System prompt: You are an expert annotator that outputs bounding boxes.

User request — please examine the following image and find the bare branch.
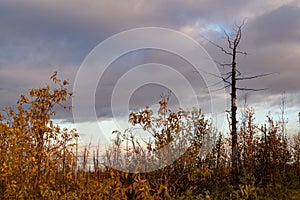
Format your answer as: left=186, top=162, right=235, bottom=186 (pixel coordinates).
left=205, top=71, right=232, bottom=85
left=236, top=87, right=268, bottom=91
left=214, top=60, right=232, bottom=67
left=219, top=63, right=232, bottom=67
left=236, top=72, right=279, bottom=80
left=236, top=69, right=242, bottom=76
left=206, top=79, right=225, bottom=88
left=223, top=30, right=234, bottom=50
left=201, top=34, right=233, bottom=56
left=210, top=84, right=231, bottom=92
left=220, top=71, right=233, bottom=77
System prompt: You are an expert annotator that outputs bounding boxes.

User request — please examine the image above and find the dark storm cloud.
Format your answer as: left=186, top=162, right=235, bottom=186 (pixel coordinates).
left=245, top=5, right=300, bottom=45
left=0, top=2, right=98, bottom=64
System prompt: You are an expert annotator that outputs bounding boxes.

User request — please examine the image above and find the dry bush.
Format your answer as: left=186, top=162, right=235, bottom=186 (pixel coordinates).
left=1, top=74, right=300, bottom=199
left=0, top=72, right=78, bottom=199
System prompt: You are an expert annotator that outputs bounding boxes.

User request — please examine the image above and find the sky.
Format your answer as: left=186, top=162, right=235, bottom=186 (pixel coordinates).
left=0, top=0, right=300, bottom=145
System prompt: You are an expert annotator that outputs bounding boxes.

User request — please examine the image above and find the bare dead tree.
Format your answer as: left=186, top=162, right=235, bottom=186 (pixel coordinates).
left=280, top=91, right=288, bottom=138
left=204, top=22, right=276, bottom=182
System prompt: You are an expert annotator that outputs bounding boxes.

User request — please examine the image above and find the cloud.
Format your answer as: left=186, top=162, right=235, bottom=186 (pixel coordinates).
left=0, top=0, right=299, bottom=127
left=238, top=5, right=300, bottom=95
left=245, top=5, right=300, bottom=45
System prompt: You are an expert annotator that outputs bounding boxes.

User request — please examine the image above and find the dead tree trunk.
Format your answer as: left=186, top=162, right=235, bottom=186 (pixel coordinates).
left=205, top=22, right=274, bottom=182
left=231, top=39, right=238, bottom=180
